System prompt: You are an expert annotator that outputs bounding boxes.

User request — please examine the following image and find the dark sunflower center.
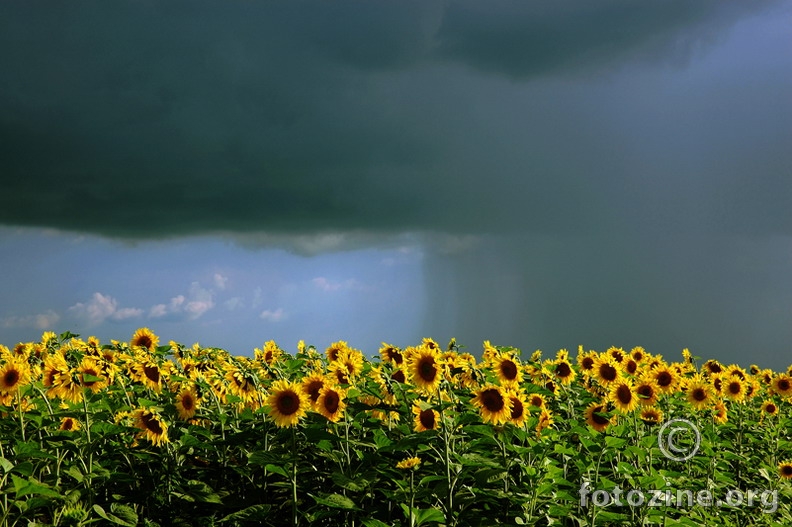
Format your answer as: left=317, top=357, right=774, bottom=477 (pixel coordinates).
left=419, top=409, right=436, bottom=429
left=392, top=370, right=406, bottom=383
left=510, top=398, right=524, bottom=420
left=555, top=362, right=571, bottom=378
left=136, top=336, right=153, bottom=349
left=277, top=392, right=299, bottom=415
left=637, top=385, right=654, bottom=399
left=500, top=360, right=518, bottom=380
left=141, top=413, right=164, bottom=434
left=4, top=369, right=20, bottom=387
left=727, top=382, right=741, bottom=395
left=182, top=394, right=194, bottom=411
left=782, top=466, right=792, bottom=477
left=306, top=381, right=323, bottom=403
left=81, top=369, right=98, bottom=387
left=390, top=350, right=403, bottom=365
left=418, top=358, right=437, bottom=382
left=692, top=388, right=707, bottom=402
left=63, top=419, right=74, bottom=431
left=656, top=372, right=672, bottom=387
left=481, top=389, right=505, bottom=412
left=625, top=361, right=638, bottom=375
left=323, top=391, right=340, bottom=414
left=600, top=364, right=617, bottom=382
left=779, top=379, right=791, bottom=391
left=616, top=385, right=633, bottom=404
left=581, top=357, right=594, bottom=370
left=143, top=365, right=160, bottom=384
left=766, top=404, right=777, bottom=413
left=592, top=407, right=609, bottom=425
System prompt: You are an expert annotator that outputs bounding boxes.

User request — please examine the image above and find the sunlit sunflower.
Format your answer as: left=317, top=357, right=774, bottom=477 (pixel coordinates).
left=622, top=359, right=639, bottom=376
left=225, top=365, right=258, bottom=403
left=131, top=408, right=169, bottom=446
left=301, top=372, right=328, bottom=407
left=492, top=353, right=522, bottom=386
left=771, top=374, right=792, bottom=399
left=712, top=401, right=728, bottom=424
left=649, top=365, right=678, bottom=395
left=77, top=356, right=108, bottom=393
left=527, top=393, right=547, bottom=410
left=0, top=358, right=31, bottom=394
left=267, top=380, right=309, bottom=428
left=630, top=346, right=647, bottom=363
left=592, top=356, right=621, bottom=388
left=744, top=378, right=761, bottom=400
left=325, top=341, right=349, bottom=363
left=471, top=385, right=512, bottom=425
left=779, top=461, right=792, bottom=480
left=130, top=328, right=159, bottom=352
left=761, top=399, right=779, bottom=418
left=505, top=389, right=529, bottom=427
left=412, top=401, right=440, bottom=432
left=702, top=360, right=723, bottom=376
left=316, top=385, right=346, bottom=423
left=577, top=351, right=597, bottom=377
left=536, top=409, right=554, bottom=436
left=255, top=340, right=284, bottom=367
left=175, top=385, right=200, bottom=420
left=58, top=416, right=81, bottom=432
left=685, top=378, right=714, bottom=410
left=606, top=347, right=625, bottom=363
left=396, top=457, right=421, bottom=470
left=634, top=377, right=660, bottom=407
left=640, top=406, right=663, bottom=425
left=609, top=380, right=639, bottom=413
left=379, top=343, right=404, bottom=366
left=722, top=376, right=746, bottom=403
left=552, top=358, right=576, bottom=385
left=585, top=402, right=614, bottom=433
left=130, top=356, right=170, bottom=393
left=407, top=346, right=442, bottom=394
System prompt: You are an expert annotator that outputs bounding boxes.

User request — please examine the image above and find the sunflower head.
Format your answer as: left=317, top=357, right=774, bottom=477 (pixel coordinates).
left=493, top=354, right=522, bottom=386
left=396, top=456, right=421, bottom=470
left=0, top=358, right=32, bottom=394
left=267, top=380, right=309, bottom=428
left=471, top=385, right=512, bottom=426
left=175, top=385, right=200, bottom=420
left=130, top=409, right=169, bottom=446
left=316, top=385, right=346, bottom=423
left=592, top=356, right=622, bottom=388
left=58, top=417, right=81, bottom=432
left=585, top=402, right=614, bottom=433
left=379, top=343, right=404, bottom=365
left=685, top=377, right=714, bottom=410
left=407, top=346, right=442, bottom=395
left=130, top=328, right=159, bottom=353
left=640, top=406, right=663, bottom=425
left=412, top=401, right=440, bottom=432
left=609, top=380, right=639, bottom=414
left=779, top=461, right=792, bottom=480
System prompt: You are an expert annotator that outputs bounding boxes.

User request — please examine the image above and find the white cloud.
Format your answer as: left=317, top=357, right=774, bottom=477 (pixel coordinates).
left=223, top=297, right=244, bottom=311
left=113, top=307, right=144, bottom=320
left=1, top=310, right=60, bottom=330
left=259, top=307, right=286, bottom=322
left=213, top=273, right=228, bottom=290
left=148, top=281, right=215, bottom=321
left=251, top=286, right=264, bottom=308
left=67, top=292, right=144, bottom=326
left=312, top=277, right=369, bottom=292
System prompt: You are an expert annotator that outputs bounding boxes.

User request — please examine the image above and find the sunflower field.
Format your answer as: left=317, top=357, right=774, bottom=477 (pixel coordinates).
left=1, top=329, right=792, bottom=526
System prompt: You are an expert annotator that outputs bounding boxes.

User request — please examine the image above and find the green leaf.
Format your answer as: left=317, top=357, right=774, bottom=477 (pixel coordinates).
left=310, top=493, right=358, bottom=510
left=93, top=505, right=137, bottom=527
left=415, top=507, right=445, bottom=526
left=12, top=475, right=60, bottom=498
left=0, top=457, right=13, bottom=473
left=219, top=505, right=272, bottom=522
left=264, top=464, right=289, bottom=478
left=362, top=520, right=391, bottom=527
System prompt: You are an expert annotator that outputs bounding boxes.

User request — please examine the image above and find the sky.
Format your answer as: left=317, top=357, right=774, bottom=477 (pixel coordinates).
left=1, top=1, right=791, bottom=369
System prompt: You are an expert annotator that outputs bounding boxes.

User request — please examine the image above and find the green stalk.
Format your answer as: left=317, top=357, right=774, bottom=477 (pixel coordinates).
left=291, top=426, right=299, bottom=527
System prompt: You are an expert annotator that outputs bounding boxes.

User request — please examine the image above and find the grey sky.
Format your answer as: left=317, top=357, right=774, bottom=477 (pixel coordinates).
left=1, top=1, right=791, bottom=368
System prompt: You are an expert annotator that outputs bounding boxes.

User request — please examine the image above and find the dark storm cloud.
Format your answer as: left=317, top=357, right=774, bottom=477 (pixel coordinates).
left=1, top=0, right=784, bottom=241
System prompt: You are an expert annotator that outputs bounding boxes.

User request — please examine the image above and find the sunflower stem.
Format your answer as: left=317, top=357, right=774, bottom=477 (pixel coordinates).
left=291, top=425, right=299, bottom=527
left=82, top=390, right=94, bottom=498
left=16, top=391, right=25, bottom=442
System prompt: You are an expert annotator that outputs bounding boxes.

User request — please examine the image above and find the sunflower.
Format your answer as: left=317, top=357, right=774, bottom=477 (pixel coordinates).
left=412, top=401, right=440, bottom=432
left=131, top=409, right=169, bottom=446
left=630, top=346, right=647, bottom=363
left=130, top=328, right=159, bottom=352
left=0, top=358, right=32, bottom=394
left=606, top=347, right=625, bottom=363
left=640, top=406, right=663, bottom=425
left=50, top=370, right=84, bottom=404
left=301, top=372, right=328, bottom=407
left=492, top=354, right=522, bottom=386
left=536, top=409, right=554, bottom=436
left=649, top=365, right=678, bottom=395
left=592, top=356, right=621, bottom=388
left=58, top=417, right=81, bottom=432
left=267, top=380, right=309, bottom=428
left=712, top=401, right=728, bottom=424
left=225, top=366, right=258, bottom=403
left=634, top=377, right=659, bottom=407
left=622, top=359, right=639, bottom=376
left=130, top=356, right=169, bottom=392
left=527, top=393, right=547, bottom=410
left=685, top=378, right=714, bottom=410
left=379, top=343, right=404, bottom=366
left=255, top=341, right=284, bottom=366
left=722, top=376, right=746, bottom=403
left=609, top=380, right=639, bottom=414
left=761, top=399, right=779, bottom=418
left=553, top=358, right=576, bottom=385
left=585, top=402, right=614, bottom=433
left=779, top=461, right=792, bottom=480
left=77, top=357, right=108, bottom=393
left=702, top=360, right=723, bottom=376
left=316, top=385, right=346, bottom=423
left=325, top=341, right=349, bottom=363
left=471, top=385, right=512, bottom=425
left=396, top=457, right=421, bottom=470
left=175, top=385, right=200, bottom=420
left=771, top=374, right=792, bottom=398
left=407, top=346, right=442, bottom=394
left=724, top=364, right=747, bottom=380
left=577, top=351, right=597, bottom=376
left=505, top=389, right=529, bottom=427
